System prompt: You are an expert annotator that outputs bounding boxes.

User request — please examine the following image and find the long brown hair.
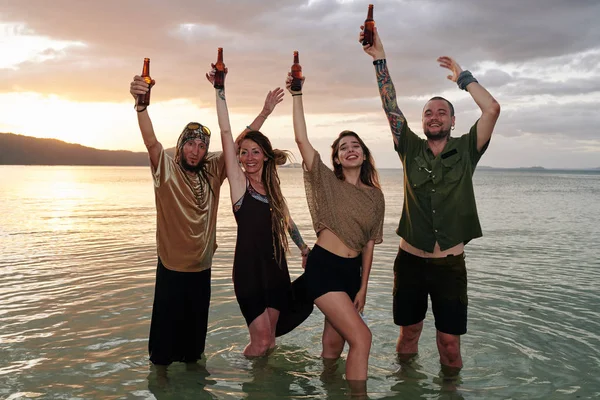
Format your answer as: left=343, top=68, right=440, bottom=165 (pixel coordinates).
left=331, top=130, right=381, bottom=189
left=237, top=131, right=291, bottom=266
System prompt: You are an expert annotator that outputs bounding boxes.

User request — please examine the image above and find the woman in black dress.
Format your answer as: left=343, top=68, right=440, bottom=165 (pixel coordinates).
left=207, top=66, right=310, bottom=357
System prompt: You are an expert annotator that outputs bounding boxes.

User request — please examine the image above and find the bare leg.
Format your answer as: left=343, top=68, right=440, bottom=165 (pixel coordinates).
left=266, top=308, right=280, bottom=349
left=321, top=318, right=346, bottom=359
left=314, top=292, right=372, bottom=381
left=436, top=330, right=462, bottom=369
left=396, top=321, right=423, bottom=355
left=243, top=309, right=277, bottom=357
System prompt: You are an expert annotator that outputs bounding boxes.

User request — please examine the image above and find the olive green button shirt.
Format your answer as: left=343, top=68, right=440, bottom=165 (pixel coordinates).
left=395, top=120, right=488, bottom=252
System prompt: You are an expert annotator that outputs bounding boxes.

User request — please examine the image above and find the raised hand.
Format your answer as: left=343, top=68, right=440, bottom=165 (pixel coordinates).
left=285, top=72, right=304, bottom=94
left=437, top=56, right=463, bottom=82
left=261, top=87, right=285, bottom=116
left=359, top=26, right=386, bottom=60
left=205, top=63, right=229, bottom=85
left=130, top=75, right=153, bottom=101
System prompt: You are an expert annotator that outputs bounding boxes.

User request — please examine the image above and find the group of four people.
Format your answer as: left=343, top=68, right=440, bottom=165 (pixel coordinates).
left=128, top=27, right=500, bottom=386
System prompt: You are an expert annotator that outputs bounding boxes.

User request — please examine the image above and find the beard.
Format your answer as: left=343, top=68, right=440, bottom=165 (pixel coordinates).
left=180, top=157, right=203, bottom=173
left=424, top=127, right=451, bottom=142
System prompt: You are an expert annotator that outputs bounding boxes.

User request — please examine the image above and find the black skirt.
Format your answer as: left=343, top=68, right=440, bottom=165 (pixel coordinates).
left=148, top=258, right=211, bottom=365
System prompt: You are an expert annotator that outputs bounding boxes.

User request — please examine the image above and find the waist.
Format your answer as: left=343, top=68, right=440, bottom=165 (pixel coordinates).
left=316, top=229, right=361, bottom=258
left=398, top=248, right=464, bottom=266
left=309, top=244, right=361, bottom=267
left=400, top=238, right=464, bottom=258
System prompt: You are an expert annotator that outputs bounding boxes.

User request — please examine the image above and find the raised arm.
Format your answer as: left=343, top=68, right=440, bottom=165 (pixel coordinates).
left=130, top=76, right=162, bottom=169
left=354, top=239, right=375, bottom=314
left=360, top=27, right=406, bottom=148
left=205, top=67, right=246, bottom=203
left=285, top=74, right=316, bottom=170
left=437, top=56, right=501, bottom=152
left=241, top=88, right=284, bottom=135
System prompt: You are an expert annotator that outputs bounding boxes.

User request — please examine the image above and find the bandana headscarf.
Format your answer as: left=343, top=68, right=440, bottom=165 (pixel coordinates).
left=175, top=122, right=211, bottom=163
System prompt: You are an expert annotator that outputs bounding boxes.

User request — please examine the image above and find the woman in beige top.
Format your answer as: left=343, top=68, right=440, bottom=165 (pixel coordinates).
left=285, top=72, right=385, bottom=387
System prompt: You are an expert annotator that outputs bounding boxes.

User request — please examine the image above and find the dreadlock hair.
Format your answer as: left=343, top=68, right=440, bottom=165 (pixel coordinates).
left=236, top=130, right=292, bottom=267
left=330, top=130, right=381, bottom=189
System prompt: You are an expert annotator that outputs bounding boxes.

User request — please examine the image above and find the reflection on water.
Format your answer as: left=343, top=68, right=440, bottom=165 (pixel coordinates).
left=147, top=362, right=218, bottom=400
left=1, top=166, right=600, bottom=399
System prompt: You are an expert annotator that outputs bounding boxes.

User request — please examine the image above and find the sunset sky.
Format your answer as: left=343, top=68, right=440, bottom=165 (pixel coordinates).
left=1, top=0, right=599, bottom=168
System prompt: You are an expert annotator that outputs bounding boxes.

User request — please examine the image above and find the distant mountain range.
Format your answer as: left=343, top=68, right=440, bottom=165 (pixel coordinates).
left=0, top=133, right=175, bottom=166
left=1, top=133, right=599, bottom=170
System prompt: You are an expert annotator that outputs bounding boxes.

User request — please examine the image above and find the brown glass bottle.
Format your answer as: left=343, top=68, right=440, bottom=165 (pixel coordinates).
left=362, top=4, right=375, bottom=46
left=290, top=51, right=303, bottom=92
left=214, top=48, right=226, bottom=89
left=137, top=58, right=155, bottom=107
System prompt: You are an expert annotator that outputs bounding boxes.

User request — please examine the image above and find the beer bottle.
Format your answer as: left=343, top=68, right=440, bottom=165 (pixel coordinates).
left=290, top=51, right=303, bottom=92
left=214, top=48, right=226, bottom=89
left=362, top=4, right=375, bottom=46
left=137, top=58, right=155, bottom=107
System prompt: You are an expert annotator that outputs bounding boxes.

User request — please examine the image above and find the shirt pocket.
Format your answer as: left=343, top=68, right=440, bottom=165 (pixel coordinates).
left=408, top=156, right=432, bottom=188
left=441, top=153, right=463, bottom=183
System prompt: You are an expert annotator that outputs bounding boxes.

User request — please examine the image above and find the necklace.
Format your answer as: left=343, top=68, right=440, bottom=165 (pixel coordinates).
left=184, top=172, right=205, bottom=207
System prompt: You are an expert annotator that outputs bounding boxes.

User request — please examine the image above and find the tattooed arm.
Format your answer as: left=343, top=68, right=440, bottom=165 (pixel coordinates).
left=288, top=217, right=308, bottom=254
left=285, top=205, right=310, bottom=268
left=360, top=26, right=406, bottom=149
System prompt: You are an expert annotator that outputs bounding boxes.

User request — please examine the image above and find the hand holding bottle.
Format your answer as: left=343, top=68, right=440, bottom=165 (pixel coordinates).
left=286, top=72, right=304, bottom=95
left=359, top=26, right=386, bottom=61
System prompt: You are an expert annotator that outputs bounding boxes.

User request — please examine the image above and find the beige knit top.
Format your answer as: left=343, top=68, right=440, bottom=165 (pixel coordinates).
left=303, top=152, right=385, bottom=252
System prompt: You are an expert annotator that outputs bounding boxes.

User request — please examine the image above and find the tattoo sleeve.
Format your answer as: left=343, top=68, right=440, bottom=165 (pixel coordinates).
left=375, top=61, right=405, bottom=147
left=217, top=88, right=226, bottom=101
left=287, top=218, right=306, bottom=250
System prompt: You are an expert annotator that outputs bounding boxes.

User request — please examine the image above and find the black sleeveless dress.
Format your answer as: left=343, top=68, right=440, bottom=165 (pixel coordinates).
left=233, top=182, right=291, bottom=326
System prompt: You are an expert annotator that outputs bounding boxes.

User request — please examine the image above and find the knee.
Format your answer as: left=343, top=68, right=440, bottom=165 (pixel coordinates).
left=347, top=325, right=372, bottom=352
left=322, top=333, right=345, bottom=358
left=400, top=325, right=422, bottom=343
left=437, top=335, right=461, bottom=363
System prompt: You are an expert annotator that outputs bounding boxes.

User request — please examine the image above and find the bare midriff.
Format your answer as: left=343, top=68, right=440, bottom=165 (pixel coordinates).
left=316, top=228, right=361, bottom=258
left=400, top=238, right=464, bottom=258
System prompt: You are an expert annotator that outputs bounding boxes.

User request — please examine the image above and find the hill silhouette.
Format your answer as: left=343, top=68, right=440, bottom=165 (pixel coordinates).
left=0, top=133, right=175, bottom=166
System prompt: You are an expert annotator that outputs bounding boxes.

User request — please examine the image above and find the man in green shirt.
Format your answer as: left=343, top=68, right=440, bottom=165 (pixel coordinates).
left=360, top=27, right=500, bottom=372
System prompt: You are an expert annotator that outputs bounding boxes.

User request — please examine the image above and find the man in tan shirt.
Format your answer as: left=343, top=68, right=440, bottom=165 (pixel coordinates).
left=129, top=73, right=279, bottom=368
